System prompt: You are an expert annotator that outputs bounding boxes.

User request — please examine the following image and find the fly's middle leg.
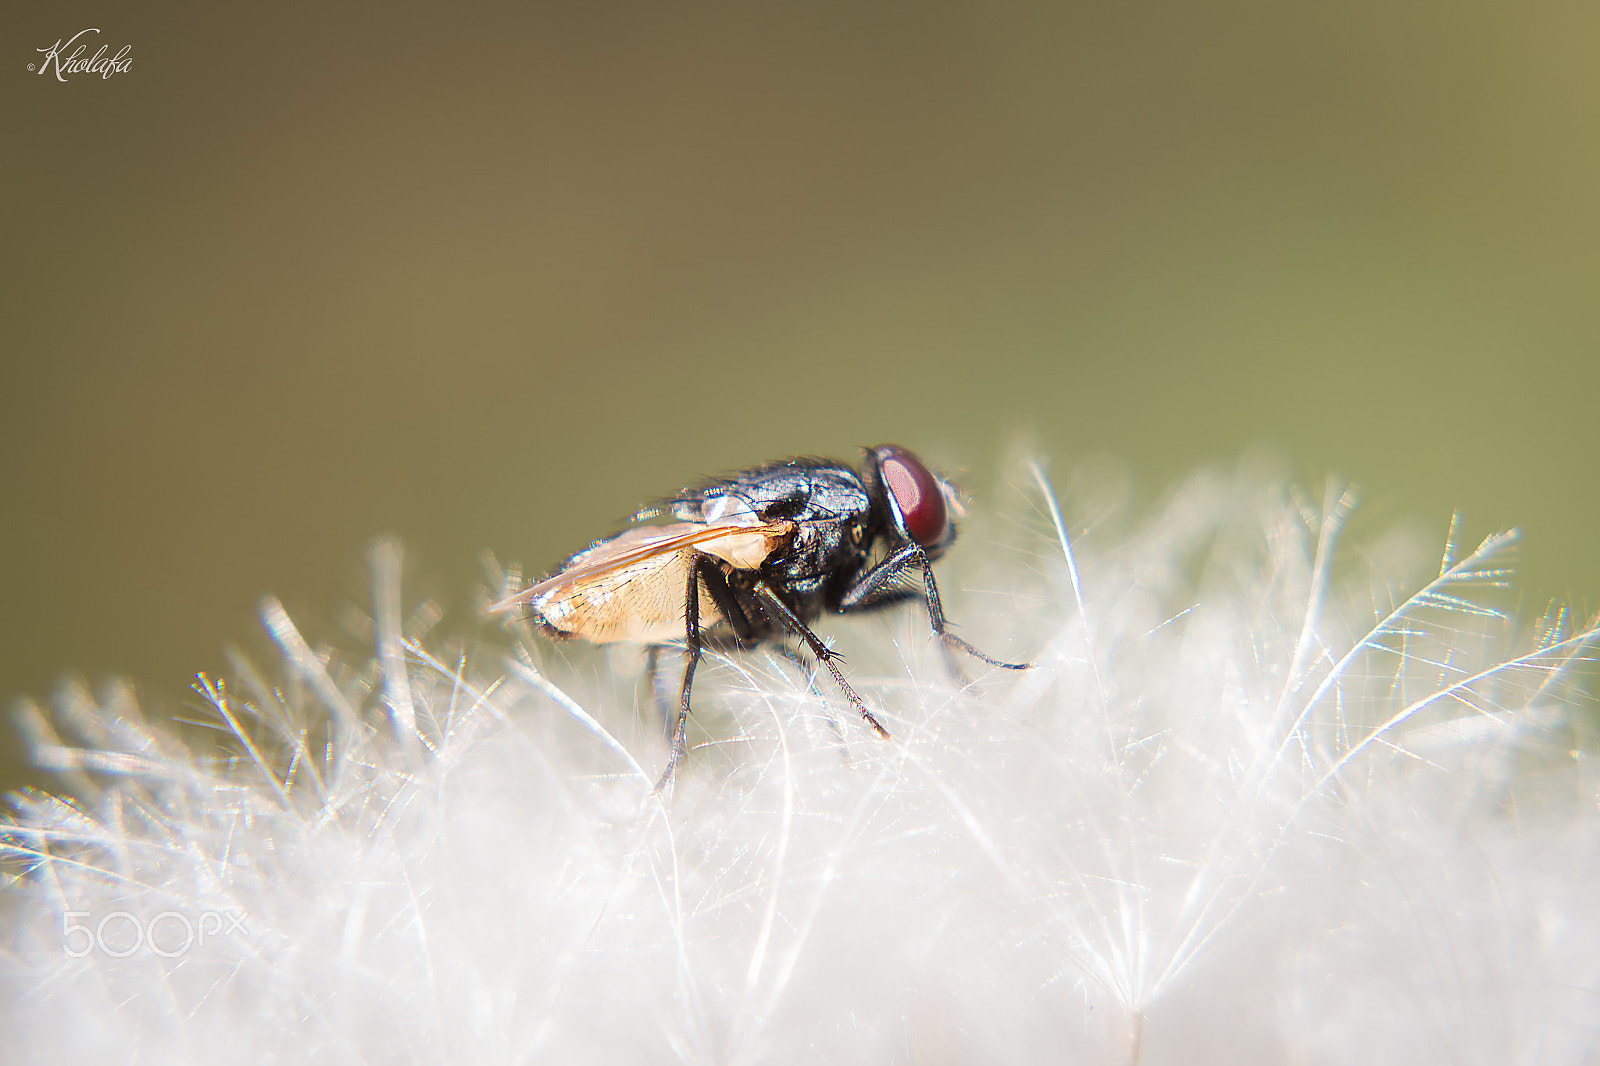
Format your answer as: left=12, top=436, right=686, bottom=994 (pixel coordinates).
left=751, top=579, right=890, bottom=740
left=772, top=642, right=852, bottom=756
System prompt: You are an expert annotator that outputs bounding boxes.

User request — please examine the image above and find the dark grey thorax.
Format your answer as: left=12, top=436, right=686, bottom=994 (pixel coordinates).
left=671, top=458, right=875, bottom=612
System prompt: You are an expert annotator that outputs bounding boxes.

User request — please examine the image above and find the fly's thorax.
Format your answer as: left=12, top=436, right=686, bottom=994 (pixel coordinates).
left=674, top=460, right=872, bottom=526
left=762, top=513, right=867, bottom=599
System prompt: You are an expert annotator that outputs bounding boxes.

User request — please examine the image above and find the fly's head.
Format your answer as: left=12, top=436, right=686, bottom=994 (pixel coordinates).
left=864, top=445, right=962, bottom=562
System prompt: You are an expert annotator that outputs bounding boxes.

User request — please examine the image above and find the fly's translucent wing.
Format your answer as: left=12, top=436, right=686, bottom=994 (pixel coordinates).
left=488, top=519, right=796, bottom=613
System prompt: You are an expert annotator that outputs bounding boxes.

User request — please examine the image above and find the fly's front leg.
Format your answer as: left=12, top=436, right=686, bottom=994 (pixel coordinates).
left=841, top=542, right=1029, bottom=671
left=751, top=580, right=890, bottom=740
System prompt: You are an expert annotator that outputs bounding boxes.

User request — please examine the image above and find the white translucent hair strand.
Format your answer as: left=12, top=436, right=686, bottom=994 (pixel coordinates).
left=3, top=455, right=1598, bottom=1065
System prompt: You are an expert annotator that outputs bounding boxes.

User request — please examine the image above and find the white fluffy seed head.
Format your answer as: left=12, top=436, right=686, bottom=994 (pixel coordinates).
left=3, top=459, right=1598, bottom=1064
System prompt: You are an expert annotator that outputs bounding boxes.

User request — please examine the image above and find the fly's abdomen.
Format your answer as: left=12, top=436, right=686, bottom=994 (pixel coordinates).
left=532, top=526, right=724, bottom=645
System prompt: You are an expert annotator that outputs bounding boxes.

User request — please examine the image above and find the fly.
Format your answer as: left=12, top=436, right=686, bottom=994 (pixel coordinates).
left=490, top=445, right=1026, bottom=794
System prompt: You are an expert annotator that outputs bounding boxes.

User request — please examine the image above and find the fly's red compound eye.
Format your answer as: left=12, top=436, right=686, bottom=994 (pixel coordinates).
left=874, top=445, right=948, bottom=548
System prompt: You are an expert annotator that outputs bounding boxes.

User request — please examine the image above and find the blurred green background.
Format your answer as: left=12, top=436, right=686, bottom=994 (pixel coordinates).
left=4, top=1, right=1598, bottom=793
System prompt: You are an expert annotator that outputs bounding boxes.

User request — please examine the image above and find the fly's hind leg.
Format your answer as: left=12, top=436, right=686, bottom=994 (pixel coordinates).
left=643, top=645, right=675, bottom=740
left=655, top=554, right=744, bottom=799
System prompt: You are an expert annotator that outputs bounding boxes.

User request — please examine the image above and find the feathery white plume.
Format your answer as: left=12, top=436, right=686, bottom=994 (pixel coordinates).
left=4, top=459, right=1598, bottom=1063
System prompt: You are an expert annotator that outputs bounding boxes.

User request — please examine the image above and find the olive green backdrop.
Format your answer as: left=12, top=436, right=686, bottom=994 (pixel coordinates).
left=5, top=2, right=1598, bottom=793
